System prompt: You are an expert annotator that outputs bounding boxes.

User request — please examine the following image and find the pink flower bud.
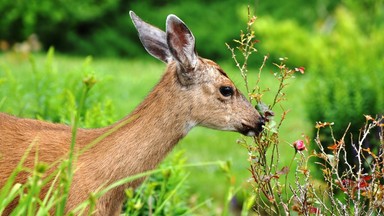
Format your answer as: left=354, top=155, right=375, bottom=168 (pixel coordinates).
left=294, top=67, right=305, bottom=74
left=293, top=140, right=305, bottom=151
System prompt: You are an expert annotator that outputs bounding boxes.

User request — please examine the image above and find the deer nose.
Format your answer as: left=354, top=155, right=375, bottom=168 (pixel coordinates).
left=256, top=117, right=265, bottom=133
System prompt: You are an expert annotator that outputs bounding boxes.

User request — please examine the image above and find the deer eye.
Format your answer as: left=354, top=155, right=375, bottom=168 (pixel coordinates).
left=219, top=86, right=234, bottom=97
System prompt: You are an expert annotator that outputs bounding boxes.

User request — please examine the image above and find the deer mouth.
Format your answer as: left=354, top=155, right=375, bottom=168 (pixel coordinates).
left=239, top=122, right=264, bottom=137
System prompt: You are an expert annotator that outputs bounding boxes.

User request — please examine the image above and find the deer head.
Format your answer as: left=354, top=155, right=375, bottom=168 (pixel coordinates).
left=129, top=11, right=264, bottom=136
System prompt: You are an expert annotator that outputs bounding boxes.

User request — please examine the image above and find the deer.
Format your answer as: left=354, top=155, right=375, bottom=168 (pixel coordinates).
left=0, top=11, right=265, bottom=215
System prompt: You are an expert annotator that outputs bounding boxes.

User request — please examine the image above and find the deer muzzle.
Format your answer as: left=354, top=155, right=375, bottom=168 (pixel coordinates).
left=239, top=117, right=265, bottom=137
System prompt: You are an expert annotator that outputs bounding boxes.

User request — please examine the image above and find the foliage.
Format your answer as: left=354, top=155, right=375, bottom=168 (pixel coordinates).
left=305, top=5, right=384, bottom=172
left=0, top=48, right=116, bottom=127
left=302, top=117, right=384, bottom=215
left=0, top=50, right=100, bottom=214
left=226, top=11, right=304, bottom=214
left=0, top=0, right=118, bottom=48
left=0, top=0, right=360, bottom=59
left=228, top=7, right=384, bottom=215
left=253, top=1, right=384, bottom=172
left=0, top=0, right=245, bottom=59
left=123, top=151, right=191, bottom=216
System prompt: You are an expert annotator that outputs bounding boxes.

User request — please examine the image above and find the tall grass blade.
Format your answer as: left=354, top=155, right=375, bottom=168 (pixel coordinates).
left=154, top=173, right=190, bottom=215
left=0, top=139, right=37, bottom=214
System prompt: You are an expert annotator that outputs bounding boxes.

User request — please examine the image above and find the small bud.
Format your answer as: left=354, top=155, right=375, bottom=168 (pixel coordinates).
left=293, top=140, right=305, bottom=151
left=294, top=67, right=305, bottom=74
left=83, top=75, right=97, bottom=89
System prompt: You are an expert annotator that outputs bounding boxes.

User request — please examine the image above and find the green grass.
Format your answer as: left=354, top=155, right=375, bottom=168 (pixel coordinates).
left=0, top=51, right=312, bottom=212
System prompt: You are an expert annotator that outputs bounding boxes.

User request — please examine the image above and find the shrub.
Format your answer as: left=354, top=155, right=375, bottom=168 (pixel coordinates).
left=305, top=6, right=384, bottom=172
left=252, top=3, right=384, bottom=173
left=227, top=7, right=384, bottom=215
left=1, top=0, right=348, bottom=58
left=0, top=0, right=245, bottom=58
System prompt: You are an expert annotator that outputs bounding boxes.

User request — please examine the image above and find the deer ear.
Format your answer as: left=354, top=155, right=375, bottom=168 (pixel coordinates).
left=130, top=11, right=173, bottom=63
left=166, top=15, right=198, bottom=71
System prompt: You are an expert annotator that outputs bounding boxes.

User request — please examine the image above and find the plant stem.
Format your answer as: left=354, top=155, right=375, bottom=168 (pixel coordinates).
left=56, top=78, right=92, bottom=215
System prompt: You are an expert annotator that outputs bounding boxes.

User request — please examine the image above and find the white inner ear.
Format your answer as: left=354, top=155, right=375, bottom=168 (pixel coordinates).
left=183, top=44, right=197, bottom=68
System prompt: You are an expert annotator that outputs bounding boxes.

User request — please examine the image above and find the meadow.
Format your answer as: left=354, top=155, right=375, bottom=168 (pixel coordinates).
left=0, top=49, right=311, bottom=214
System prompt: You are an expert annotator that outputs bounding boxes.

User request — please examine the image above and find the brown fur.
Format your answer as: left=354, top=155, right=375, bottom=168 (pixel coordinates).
left=0, top=13, right=263, bottom=215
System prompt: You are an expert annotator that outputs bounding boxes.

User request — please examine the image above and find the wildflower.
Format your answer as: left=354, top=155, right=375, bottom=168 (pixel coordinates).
left=309, top=206, right=320, bottom=214
left=293, top=140, right=305, bottom=151
left=336, top=175, right=372, bottom=193
left=315, top=121, right=334, bottom=129
left=294, top=66, right=305, bottom=74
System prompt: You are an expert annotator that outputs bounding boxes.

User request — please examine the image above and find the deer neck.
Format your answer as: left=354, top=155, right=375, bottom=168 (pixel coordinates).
left=81, top=64, right=193, bottom=182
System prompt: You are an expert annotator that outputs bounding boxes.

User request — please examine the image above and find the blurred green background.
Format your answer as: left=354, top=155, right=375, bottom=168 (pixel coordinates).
left=1, top=0, right=383, bottom=214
